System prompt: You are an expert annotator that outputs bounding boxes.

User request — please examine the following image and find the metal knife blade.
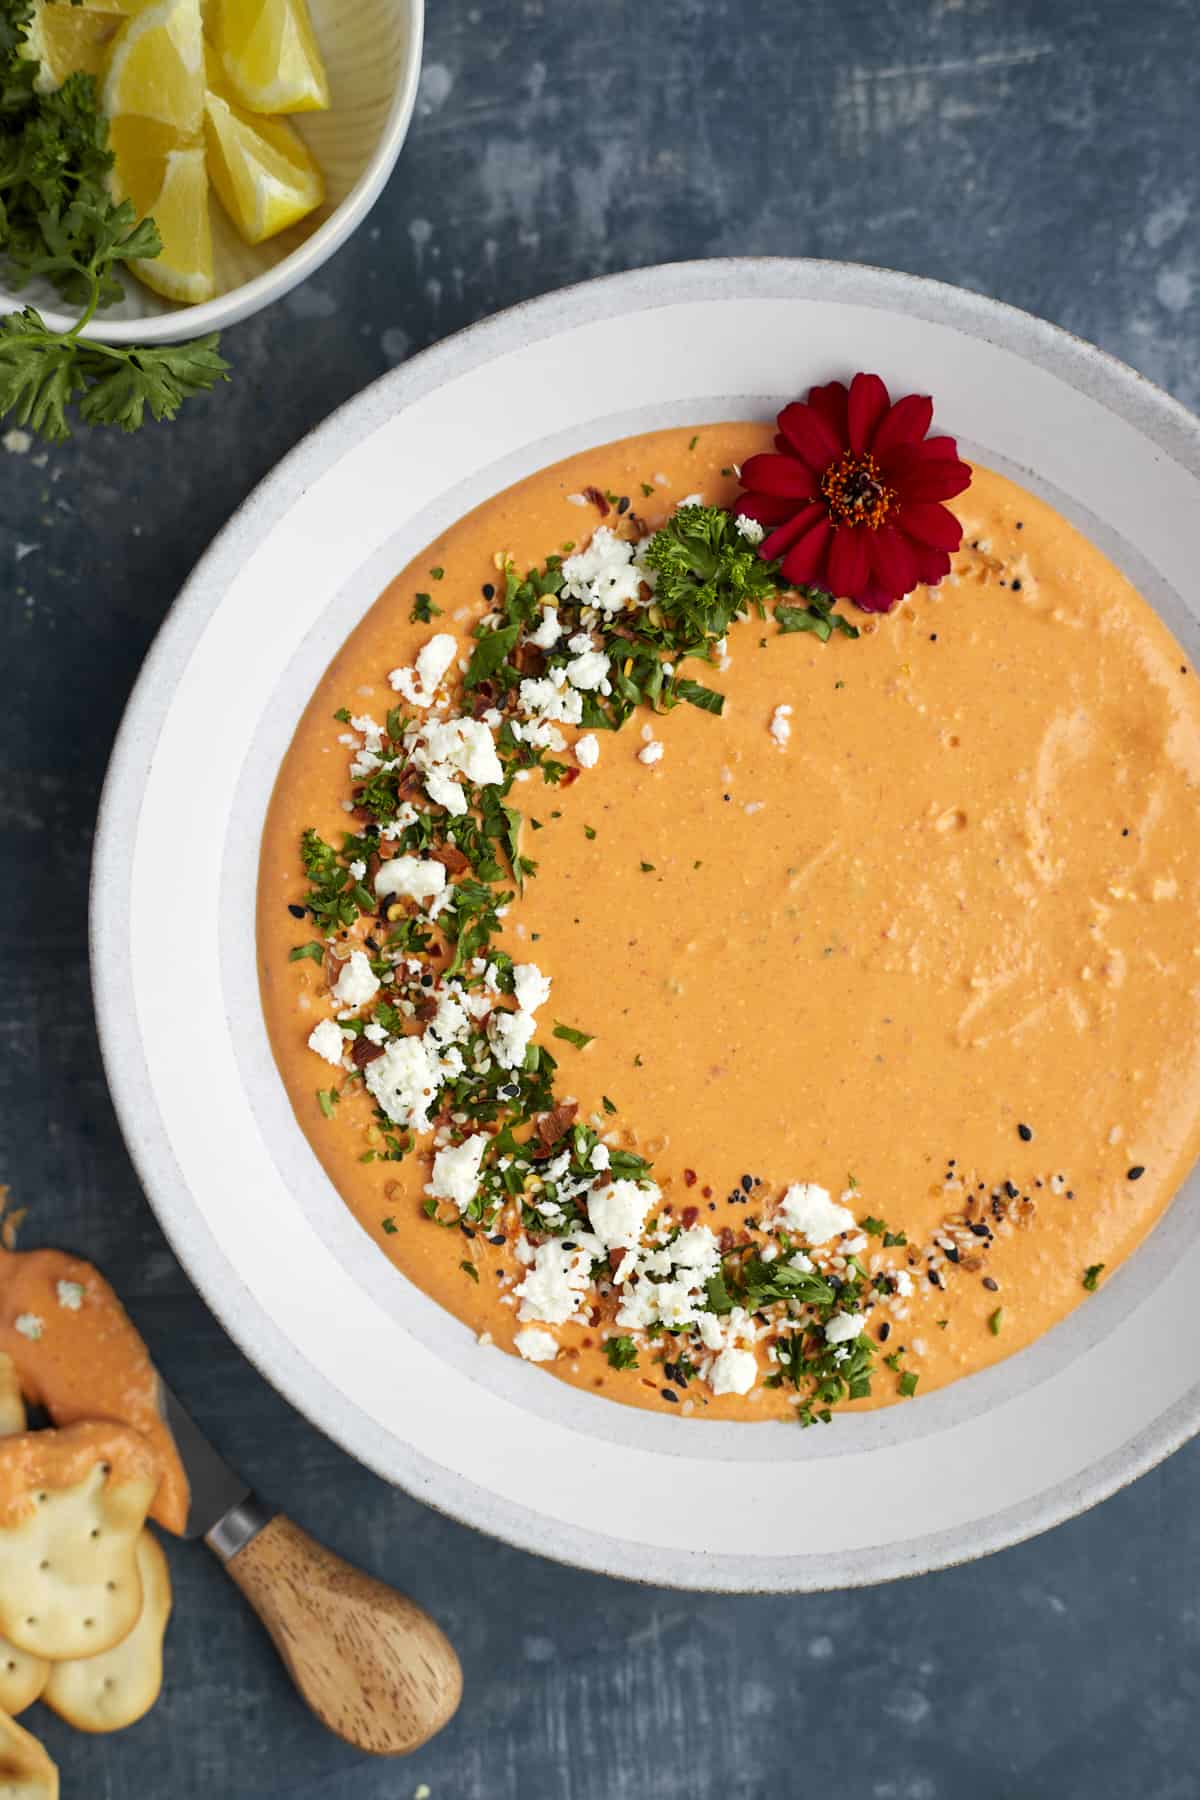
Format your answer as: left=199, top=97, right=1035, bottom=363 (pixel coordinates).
left=155, top=1373, right=252, bottom=1542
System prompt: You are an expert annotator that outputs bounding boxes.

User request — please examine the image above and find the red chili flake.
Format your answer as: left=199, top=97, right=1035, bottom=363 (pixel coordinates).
left=681, top=1205, right=699, bottom=1229
left=683, top=1168, right=697, bottom=1187
left=561, top=766, right=581, bottom=786
left=702, top=1185, right=713, bottom=1199
left=350, top=1037, right=385, bottom=1070
left=583, top=485, right=610, bottom=516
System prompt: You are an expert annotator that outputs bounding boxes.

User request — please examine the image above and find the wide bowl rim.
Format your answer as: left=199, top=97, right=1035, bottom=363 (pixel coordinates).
left=91, top=256, right=1200, bottom=1590
left=0, top=0, right=425, bottom=345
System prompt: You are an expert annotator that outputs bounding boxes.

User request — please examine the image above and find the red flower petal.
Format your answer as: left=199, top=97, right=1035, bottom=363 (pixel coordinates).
left=739, top=452, right=817, bottom=499
left=734, top=492, right=801, bottom=526
left=762, top=501, right=824, bottom=561
left=827, top=525, right=870, bottom=598
left=869, top=523, right=918, bottom=597
left=855, top=586, right=899, bottom=615
left=847, top=372, right=890, bottom=452
left=873, top=393, right=934, bottom=455
left=777, top=399, right=843, bottom=470
left=780, top=519, right=833, bottom=586
left=807, top=381, right=849, bottom=448
left=898, top=458, right=973, bottom=503
left=916, top=435, right=961, bottom=461
left=912, top=544, right=952, bottom=587
left=897, top=501, right=964, bottom=551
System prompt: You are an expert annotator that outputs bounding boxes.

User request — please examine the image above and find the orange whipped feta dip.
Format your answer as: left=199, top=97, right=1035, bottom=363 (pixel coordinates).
left=258, top=424, right=1200, bottom=1421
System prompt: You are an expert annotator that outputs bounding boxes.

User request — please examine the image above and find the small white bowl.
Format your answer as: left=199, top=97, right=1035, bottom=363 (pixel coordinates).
left=0, top=0, right=424, bottom=344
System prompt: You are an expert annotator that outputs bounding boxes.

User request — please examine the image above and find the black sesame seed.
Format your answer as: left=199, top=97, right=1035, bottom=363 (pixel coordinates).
left=617, top=495, right=630, bottom=514
left=970, top=1223, right=991, bottom=1239
left=944, top=1246, right=960, bottom=1264
left=1011, top=579, right=1022, bottom=591
left=982, top=1276, right=999, bottom=1292
left=482, top=583, right=495, bottom=600
left=741, top=1174, right=753, bottom=1193
left=1018, top=1122, right=1033, bottom=1142
left=488, top=1234, right=505, bottom=1246
left=878, top=1322, right=891, bottom=1342
left=1127, top=1165, right=1145, bottom=1181
left=1005, top=1181, right=1019, bottom=1199
left=287, top=903, right=306, bottom=918
left=660, top=1388, right=679, bottom=1404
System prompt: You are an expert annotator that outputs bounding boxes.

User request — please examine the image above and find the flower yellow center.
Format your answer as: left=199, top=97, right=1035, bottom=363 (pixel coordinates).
left=820, top=452, right=895, bottom=530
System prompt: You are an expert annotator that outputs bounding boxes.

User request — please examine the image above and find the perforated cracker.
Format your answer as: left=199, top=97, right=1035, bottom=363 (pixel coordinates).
left=43, top=1527, right=172, bottom=1732
left=0, top=1355, right=47, bottom=1715
left=0, top=1420, right=158, bottom=1661
left=0, top=1710, right=58, bottom=1799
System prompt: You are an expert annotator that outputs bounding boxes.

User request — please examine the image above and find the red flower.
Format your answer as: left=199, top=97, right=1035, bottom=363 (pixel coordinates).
left=735, top=373, right=973, bottom=613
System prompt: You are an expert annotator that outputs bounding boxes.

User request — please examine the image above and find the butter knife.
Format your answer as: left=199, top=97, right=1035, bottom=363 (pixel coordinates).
left=157, top=1376, right=462, bottom=1755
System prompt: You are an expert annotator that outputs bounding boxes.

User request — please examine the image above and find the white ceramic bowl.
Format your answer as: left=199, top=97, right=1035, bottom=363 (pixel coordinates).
left=92, top=259, right=1200, bottom=1590
left=0, top=0, right=424, bottom=344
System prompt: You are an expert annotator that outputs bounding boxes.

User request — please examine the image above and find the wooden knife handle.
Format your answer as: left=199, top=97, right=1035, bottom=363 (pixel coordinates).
left=220, top=1511, right=462, bottom=1755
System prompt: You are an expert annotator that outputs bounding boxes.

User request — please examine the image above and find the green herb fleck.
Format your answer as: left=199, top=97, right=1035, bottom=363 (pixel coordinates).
left=605, top=1336, right=639, bottom=1371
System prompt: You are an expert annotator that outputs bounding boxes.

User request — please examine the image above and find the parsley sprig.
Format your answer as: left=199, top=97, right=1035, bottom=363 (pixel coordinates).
left=0, top=1, right=229, bottom=439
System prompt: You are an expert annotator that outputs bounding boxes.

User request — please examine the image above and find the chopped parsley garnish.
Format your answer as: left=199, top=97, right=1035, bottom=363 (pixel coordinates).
left=605, top=1336, right=639, bottom=1371
left=552, top=1022, right=593, bottom=1049
left=1082, top=1263, right=1105, bottom=1291
left=411, top=593, right=443, bottom=623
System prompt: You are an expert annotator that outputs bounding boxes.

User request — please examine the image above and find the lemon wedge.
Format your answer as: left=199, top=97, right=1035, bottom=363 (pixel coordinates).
left=22, top=2, right=125, bottom=90
left=204, top=54, right=324, bottom=243
left=108, top=125, right=214, bottom=302
left=103, top=0, right=204, bottom=135
left=210, top=0, right=329, bottom=114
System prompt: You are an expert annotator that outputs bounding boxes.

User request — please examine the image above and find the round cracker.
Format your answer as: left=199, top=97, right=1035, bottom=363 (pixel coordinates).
left=42, top=1528, right=171, bottom=1733
left=0, top=1708, right=58, bottom=1798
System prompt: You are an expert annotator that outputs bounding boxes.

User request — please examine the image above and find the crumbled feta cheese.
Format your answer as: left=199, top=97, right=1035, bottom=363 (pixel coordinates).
left=348, top=858, right=367, bottom=881
left=427, top=1134, right=489, bottom=1211
left=589, top=1142, right=610, bottom=1172
left=788, top=1250, right=814, bottom=1273
left=777, top=1182, right=855, bottom=1244
left=518, top=669, right=584, bottom=727
left=824, top=1311, right=866, bottom=1345
left=308, top=1018, right=347, bottom=1065
left=515, top=1238, right=597, bottom=1324
left=561, top=527, right=644, bottom=614
left=14, top=1313, right=42, bottom=1341
left=388, top=632, right=457, bottom=706
left=514, top=1326, right=559, bottom=1362
left=894, top=1269, right=915, bottom=1297
left=488, top=1008, right=537, bottom=1070
left=363, top=1021, right=389, bottom=1046
left=55, top=1280, right=84, bottom=1311
left=512, top=962, right=551, bottom=1014
left=736, top=514, right=765, bottom=545
left=587, top=1178, right=657, bottom=1250
left=638, top=740, right=664, bottom=766
left=574, top=732, right=600, bottom=769
left=375, top=854, right=447, bottom=904
left=529, top=607, right=562, bottom=649
left=565, top=649, right=610, bottom=692
left=364, top=1035, right=443, bottom=1132
left=769, top=703, right=792, bottom=748
left=332, top=949, right=380, bottom=1010
left=410, top=715, right=504, bottom=814
left=710, top=1347, right=757, bottom=1396
left=669, top=1225, right=721, bottom=1280
left=426, top=985, right=470, bottom=1048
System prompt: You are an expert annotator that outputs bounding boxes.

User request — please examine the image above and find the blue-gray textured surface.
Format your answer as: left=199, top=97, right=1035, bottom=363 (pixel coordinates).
left=2, top=0, right=1199, bottom=1794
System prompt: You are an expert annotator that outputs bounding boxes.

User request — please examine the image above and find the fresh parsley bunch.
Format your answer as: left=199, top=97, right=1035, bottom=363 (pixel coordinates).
left=0, top=0, right=229, bottom=439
